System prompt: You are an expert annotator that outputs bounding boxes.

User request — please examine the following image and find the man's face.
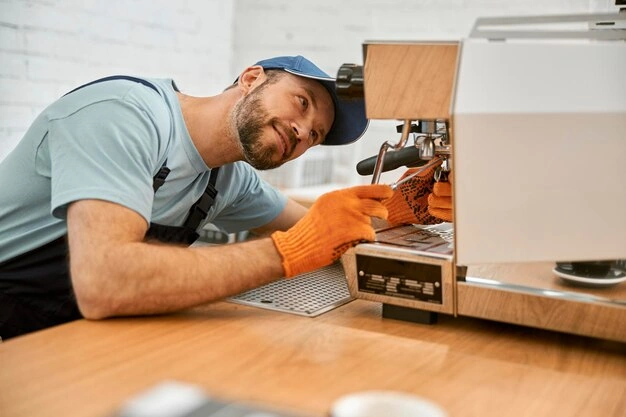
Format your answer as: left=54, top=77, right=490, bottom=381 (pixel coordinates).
left=233, top=72, right=335, bottom=170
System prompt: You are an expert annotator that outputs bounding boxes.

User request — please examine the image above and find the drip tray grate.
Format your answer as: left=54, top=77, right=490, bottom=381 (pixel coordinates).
left=228, top=263, right=353, bottom=317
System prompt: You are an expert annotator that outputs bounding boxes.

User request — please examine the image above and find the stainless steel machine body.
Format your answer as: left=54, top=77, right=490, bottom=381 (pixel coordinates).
left=341, top=13, right=626, bottom=342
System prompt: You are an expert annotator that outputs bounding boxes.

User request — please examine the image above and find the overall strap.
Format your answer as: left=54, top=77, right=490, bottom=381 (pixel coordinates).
left=63, top=75, right=160, bottom=97
left=183, top=168, right=220, bottom=231
left=144, top=168, right=220, bottom=246
left=153, top=161, right=170, bottom=192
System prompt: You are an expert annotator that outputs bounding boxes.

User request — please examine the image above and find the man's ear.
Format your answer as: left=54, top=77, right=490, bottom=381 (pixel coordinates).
left=237, top=65, right=266, bottom=94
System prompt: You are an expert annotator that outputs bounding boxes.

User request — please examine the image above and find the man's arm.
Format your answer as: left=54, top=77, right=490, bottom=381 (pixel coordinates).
left=69, top=184, right=392, bottom=320
left=67, top=199, right=285, bottom=319
left=249, top=198, right=308, bottom=236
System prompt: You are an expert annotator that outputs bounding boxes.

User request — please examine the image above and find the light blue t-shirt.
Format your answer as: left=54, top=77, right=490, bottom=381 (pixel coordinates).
left=0, top=77, right=287, bottom=263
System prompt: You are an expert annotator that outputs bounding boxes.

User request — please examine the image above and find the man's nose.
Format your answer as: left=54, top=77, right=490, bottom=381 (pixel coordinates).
left=291, top=120, right=311, bottom=143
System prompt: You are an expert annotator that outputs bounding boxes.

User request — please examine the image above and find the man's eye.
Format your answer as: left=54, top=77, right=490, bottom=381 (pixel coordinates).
left=310, top=130, right=318, bottom=142
left=299, top=96, right=308, bottom=109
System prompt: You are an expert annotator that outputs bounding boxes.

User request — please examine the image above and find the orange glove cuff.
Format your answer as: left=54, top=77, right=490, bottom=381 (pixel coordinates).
left=271, top=185, right=393, bottom=278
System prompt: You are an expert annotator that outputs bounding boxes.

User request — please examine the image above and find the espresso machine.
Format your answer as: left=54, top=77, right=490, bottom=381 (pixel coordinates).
left=338, top=12, right=626, bottom=342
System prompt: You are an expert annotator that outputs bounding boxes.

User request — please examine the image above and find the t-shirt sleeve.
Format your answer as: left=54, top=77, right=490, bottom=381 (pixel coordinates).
left=47, top=96, right=169, bottom=223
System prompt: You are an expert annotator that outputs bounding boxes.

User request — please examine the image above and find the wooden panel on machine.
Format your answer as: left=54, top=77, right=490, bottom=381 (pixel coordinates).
left=363, top=42, right=459, bottom=120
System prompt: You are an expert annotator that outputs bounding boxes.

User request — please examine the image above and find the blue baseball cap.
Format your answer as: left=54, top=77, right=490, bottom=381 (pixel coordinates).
left=252, top=55, right=368, bottom=146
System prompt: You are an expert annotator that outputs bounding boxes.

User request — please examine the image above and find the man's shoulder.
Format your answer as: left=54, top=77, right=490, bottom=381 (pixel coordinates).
left=42, top=77, right=175, bottom=139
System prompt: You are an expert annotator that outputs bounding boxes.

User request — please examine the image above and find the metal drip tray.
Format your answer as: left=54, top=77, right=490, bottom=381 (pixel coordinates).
left=228, top=263, right=353, bottom=317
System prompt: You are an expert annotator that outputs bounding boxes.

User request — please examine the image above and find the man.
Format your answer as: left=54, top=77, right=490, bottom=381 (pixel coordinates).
left=0, top=55, right=449, bottom=339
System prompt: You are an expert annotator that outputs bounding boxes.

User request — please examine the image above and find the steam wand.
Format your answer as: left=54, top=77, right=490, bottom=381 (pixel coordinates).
left=371, top=120, right=413, bottom=185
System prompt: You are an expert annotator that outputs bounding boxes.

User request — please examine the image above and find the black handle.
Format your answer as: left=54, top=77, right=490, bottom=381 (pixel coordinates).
left=356, top=146, right=426, bottom=176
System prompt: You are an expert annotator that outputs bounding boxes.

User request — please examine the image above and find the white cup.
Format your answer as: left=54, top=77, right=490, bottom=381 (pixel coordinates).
left=330, top=391, right=448, bottom=417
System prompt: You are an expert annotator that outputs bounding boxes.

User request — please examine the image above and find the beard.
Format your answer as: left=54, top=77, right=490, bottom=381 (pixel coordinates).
left=232, top=85, right=295, bottom=170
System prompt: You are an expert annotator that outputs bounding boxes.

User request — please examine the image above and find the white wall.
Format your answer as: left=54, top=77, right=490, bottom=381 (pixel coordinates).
left=1, top=0, right=619, bottom=188
left=0, top=0, right=235, bottom=161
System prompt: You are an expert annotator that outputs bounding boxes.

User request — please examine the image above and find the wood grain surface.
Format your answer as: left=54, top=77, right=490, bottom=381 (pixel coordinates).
left=363, top=42, right=459, bottom=120
left=1, top=299, right=624, bottom=417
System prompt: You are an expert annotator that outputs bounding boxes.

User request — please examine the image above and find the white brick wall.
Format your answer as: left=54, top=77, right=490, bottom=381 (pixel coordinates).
left=0, top=0, right=235, bottom=160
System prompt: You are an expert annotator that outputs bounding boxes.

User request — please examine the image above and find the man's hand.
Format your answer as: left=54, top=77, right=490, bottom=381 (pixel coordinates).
left=384, top=164, right=453, bottom=226
left=270, top=184, right=393, bottom=277
left=428, top=179, right=452, bottom=222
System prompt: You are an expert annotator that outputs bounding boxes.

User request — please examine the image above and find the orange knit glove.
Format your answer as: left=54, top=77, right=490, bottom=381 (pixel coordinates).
left=428, top=176, right=452, bottom=222
left=384, top=163, right=442, bottom=226
left=271, top=184, right=393, bottom=278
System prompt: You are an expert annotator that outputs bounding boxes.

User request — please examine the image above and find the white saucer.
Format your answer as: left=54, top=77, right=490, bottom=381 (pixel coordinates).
left=553, top=267, right=626, bottom=288
left=330, top=391, right=448, bottom=417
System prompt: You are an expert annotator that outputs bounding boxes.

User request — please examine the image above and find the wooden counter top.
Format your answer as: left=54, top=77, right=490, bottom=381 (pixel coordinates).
left=1, top=300, right=625, bottom=417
